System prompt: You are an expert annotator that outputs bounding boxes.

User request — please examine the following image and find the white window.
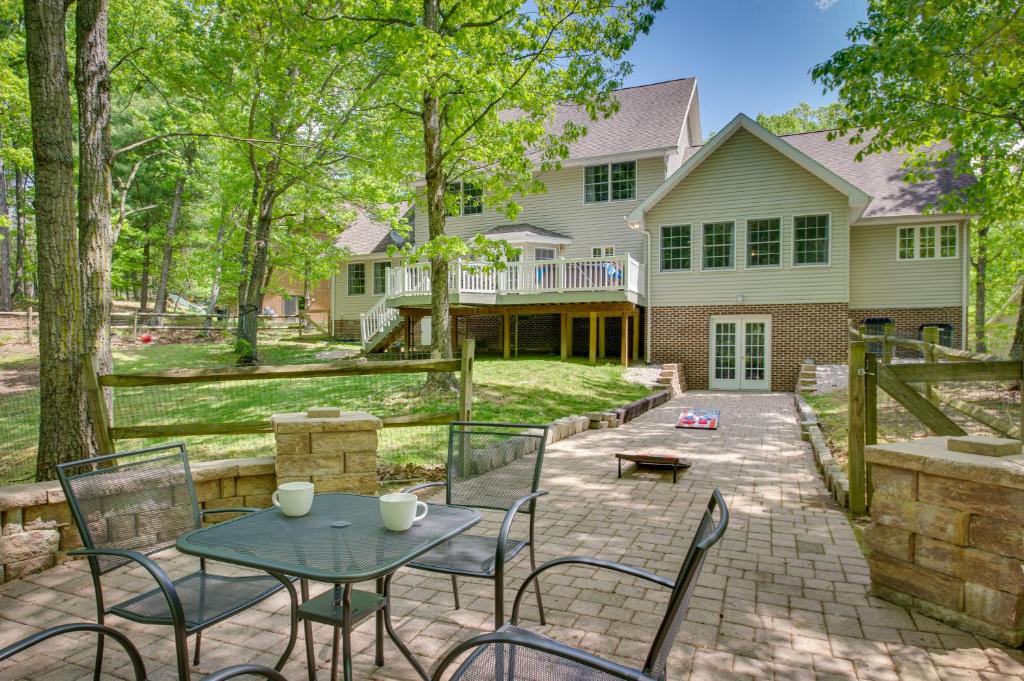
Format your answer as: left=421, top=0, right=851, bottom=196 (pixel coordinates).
left=584, top=161, right=636, bottom=203
left=591, top=246, right=615, bottom=257
left=898, top=225, right=958, bottom=260
left=793, top=214, right=830, bottom=266
left=660, top=225, right=691, bottom=271
left=534, top=247, right=556, bottom=261
left=445, top=181, right=482, bottom=216
left=702, top=222, right=735, bottom=270
left=746, top=218, right=781, bottom=268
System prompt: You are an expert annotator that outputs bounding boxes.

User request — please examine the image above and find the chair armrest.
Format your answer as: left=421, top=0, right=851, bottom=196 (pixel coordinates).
left=431, top=629, right=652, bottom=681
left=200, top=507, right=260, bottom=519
left=496, top=490, right=548, bottom=566
left=201, top=664, right=289, bottom=681
left=402, top=480, right=447, bottom=494
left=69, top=547, right=186, bottom=628
left=511, top=556, right=673, bottom=624
left=0, top=623, right=148, bottom=681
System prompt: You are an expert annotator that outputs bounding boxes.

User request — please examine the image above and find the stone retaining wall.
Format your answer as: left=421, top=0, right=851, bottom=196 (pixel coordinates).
left=0, top=457, right=276, bottom=584
left=795, top=394, right=850, bottom=508
left=864, top=436, right=1024, bottom=646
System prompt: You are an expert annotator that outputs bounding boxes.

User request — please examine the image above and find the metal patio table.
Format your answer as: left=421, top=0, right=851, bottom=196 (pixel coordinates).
left=176, top=493, right=480, bottom=681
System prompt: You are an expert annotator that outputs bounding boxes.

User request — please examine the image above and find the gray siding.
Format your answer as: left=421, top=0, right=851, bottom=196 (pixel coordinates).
left=849, top=223, right=965, bottom=309
left=644, top=128, right=850, bottom=307
left=412, top=156, right=667, bottom=261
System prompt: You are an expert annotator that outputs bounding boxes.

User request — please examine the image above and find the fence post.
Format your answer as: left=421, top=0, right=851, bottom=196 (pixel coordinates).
left=882, top=322, right=894, bottom=364
left=923, top=326, right=940, bottom=405
left=848, top=340, right=867, bottom=514
left=459, top=338, right=475, bottom=422
left=132, top=310, right=139, bottom=338
left=864, top=352, right=878, bottom=510
left=82, top=354, right=116, bottom=454
left=25, top=306, right=32, bottom=343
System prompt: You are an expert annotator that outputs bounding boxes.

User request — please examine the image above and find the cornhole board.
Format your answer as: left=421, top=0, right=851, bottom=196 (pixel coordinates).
left=676, top=407, right=720, bottom=430
left=616, top=451, right=691, bottom=483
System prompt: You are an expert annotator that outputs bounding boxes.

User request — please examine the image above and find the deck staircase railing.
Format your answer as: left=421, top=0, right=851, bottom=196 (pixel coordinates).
left=359, top=297, right=400, bottom=350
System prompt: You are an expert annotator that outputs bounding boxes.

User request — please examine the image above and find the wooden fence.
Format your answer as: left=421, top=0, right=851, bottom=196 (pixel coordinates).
left=109, top=311, right=308, bottom=334
left=83, top=339, right=475, bottom=454
left=0, top=308, right=35, bottom=343
left=846, top=327, right=1023, bottom=514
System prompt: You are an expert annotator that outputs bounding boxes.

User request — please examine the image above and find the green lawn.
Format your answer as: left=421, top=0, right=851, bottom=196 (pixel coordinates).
left=0, top=337, right=654, bottom=484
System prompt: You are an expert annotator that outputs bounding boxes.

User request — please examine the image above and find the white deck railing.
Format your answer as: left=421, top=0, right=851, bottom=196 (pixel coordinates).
left=387, top=254, right=644, bottom=299
left=359, top=297, right=400, bottom=349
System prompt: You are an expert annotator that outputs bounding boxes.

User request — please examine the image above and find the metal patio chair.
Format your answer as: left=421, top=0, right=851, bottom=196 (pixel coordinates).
left=56, top=443, right=298, bottom=681
left=0, top=622, right=290, bottom=681
left=431, top=489, right=729, bottom=681
left=404, top=422, right=550, bottom=629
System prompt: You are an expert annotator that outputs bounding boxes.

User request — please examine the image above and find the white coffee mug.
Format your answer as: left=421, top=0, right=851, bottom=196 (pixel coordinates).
left=272, top=481, right=314, bottom=517
left=379, top=492, right=428, bottom=531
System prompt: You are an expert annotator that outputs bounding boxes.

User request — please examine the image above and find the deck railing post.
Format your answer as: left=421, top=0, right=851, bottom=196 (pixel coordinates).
left=848, top=340, right=867, bottom=514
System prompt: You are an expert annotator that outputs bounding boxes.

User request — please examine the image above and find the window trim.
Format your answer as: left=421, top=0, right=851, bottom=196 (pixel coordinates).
left=744, top=216, right=783, bottom=270
left=791, top=212, right=832, bottom=268
left=446, top=180, right=483, bottom=217
left=372, top=261, right=390, bottom=296
left=700, top=220, right=736, bottom=272
left=347, top=262, right=366, bottom=296
left=591, top=245, right=616, bottom=258
left=896, top=224, right=959, bottom=261
left=582, top=160, right=638, bottom=204
left=658, top=224, right=693, bottom=273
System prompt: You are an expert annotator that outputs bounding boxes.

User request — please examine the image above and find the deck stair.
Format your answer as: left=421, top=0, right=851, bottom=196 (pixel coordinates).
left=361, top=298, right=402, bottom=352
left=798, top=361, right=818, bottom=394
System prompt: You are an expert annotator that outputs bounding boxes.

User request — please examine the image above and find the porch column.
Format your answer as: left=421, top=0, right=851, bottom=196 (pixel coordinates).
left=598, top=316, right=606, bottom=359
left=503, top=311, right=511, bottom=360
left=632, top=311, right=640, bottom=361
left=620, top=312, right=629, bottom=367
left=588, top=312, right=598, bottom=363
left=560, top=312, right=569, bottom=360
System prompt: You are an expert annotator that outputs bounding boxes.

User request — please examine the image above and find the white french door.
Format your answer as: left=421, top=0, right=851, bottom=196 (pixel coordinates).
left=709, top=315, right=771, bottom=390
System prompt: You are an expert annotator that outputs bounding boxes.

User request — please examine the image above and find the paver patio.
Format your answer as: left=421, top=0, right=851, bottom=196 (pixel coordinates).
left=2, top=391, right=1023, bottom=681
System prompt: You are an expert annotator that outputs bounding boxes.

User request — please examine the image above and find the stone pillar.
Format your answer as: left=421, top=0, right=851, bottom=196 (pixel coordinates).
left=271, top=407, right=382, bottom=495
left=864, top=435, right=1024, bottom=646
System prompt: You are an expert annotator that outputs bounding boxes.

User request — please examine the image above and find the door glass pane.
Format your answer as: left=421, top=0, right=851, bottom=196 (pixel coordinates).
left=745, top=322, right=766, bottom=382
left=714, top=322, right=736, bottom=380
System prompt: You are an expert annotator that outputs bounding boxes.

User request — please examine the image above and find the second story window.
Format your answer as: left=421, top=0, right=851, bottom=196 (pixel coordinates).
left=445, top=181, right=482, bottom=216
left=898, top=225, right=958, bottom=260
left=793, top=214, right=830, bottom=266
left=347, top=263, right=365, bottom=295
left=702, top=221, right=735, bottom=270
left=591, top=246, right=615, bottom=257
left=372, top=261, right=390, bottom=295
left=584, top=161, right=636, bottom=203
left=746, top=218, right=781, bottom=267
left=660, top=225, right=691, bottom=271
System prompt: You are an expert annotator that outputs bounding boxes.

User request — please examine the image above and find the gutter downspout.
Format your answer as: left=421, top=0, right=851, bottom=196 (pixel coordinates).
left=625, top=214, right=653, bottom=363
left=962, top=220, right=970, bottom=350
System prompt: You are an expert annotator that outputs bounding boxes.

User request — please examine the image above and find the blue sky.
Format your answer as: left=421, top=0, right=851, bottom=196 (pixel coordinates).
left=623, top=0, right=868, bottom=133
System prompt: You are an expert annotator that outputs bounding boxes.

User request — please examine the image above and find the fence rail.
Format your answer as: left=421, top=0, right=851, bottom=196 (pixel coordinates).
left=0, top=308, right=35, bottom=343
left=846, top=328, right=1023, bottom=514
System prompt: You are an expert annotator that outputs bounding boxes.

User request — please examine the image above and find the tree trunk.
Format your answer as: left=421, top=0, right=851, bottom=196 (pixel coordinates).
left=76, top=0, right=114, bottom=384
left=153, top=173, right=185, bottom=316
left=1012, top=271, right=1024, bottom=362
left=13, top=166, right=27, bottom=299
left=139, top=221, right=151, bottom=310
left=236, top=176, right=260, bottom=314
left=237, top=180, right=276, bottom=364
left=204, top=218, right=229, bottom=333
left=973, top=224, right=988, bottom=353
left=25, top=0, right=91, bottom=480
left=422, top=0, right=455, bottom=392
left=0, top=153, right=11, bottom=312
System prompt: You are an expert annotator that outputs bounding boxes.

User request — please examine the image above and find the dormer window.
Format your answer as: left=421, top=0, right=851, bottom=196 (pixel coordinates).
left=445, top=181, right=483, bottom=216
left=584, top=161, right=636, bottom=203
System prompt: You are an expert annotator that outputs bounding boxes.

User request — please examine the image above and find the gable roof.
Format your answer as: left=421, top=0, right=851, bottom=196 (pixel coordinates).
left=781, top=130, right=973, bottom=220
left=333, top=205, right=410, bottom=256
left=482, top=223, right=571, bottom=244
left=503, top=78, right=697, bottom=164
left=627, top=114, right=871, bottom=225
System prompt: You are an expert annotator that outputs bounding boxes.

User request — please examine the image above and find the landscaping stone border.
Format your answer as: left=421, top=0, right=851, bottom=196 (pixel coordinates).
left=795, top=393, right=850, bottom=508
left=0, top=457, right=276, bottom=583
left=544, top=390, right=671, bottom=446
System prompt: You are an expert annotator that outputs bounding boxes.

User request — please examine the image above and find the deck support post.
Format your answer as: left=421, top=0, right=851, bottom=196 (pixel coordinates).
left=631, top=311, right=640, bottom=361
left=588, top=312, right=598, bottom=364
left=620, top=312, right=629, bottom=367
left=598, top=316, right=606, bottom=359
left=503, top=312, right=511, bottom=360
left=403, top=314, right=413, bottom=352
left=451, top=313, right=459, bottom=353
left=559, top=312, right=569, bottom=360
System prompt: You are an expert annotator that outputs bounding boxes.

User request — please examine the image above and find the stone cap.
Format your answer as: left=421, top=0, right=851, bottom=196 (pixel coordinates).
left=866, top=436, right=1024, bottom=490
left=271, top=410, right=383, bottom=433
left=946, top=435, right=1022, bottom=458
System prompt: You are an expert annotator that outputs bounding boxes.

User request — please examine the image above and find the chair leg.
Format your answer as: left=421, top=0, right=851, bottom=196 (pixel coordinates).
left=529, top=514, right=547, bottom=625
left=91, top=572, right=105, bottom=681
left=192, top=631, right=202, bottom=666
left=92, top=613, right=105, bottom=681
left=493, top=575, right=504, bottom=631
left=451, top=575, right=461, bottom=610
left=301, top=579, right=317, bottom=681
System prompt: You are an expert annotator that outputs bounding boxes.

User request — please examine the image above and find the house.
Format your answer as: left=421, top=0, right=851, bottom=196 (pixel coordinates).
left=329, top=78, right=971, bottom=391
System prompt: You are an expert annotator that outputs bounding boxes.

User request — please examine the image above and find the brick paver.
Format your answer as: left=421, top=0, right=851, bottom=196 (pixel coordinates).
left=2, top=391, right=1023, bottom=680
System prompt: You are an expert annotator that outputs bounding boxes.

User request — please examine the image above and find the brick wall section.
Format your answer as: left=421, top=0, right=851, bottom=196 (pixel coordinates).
left=0, top=457, right=276, bottom=583
left=850, top=306, right=963, bottom=348
left=864, top=437, right=1024, bottom=647
left=650, top=303, right=849, bottom=391
left=334, top=318, right=360, bottom=341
